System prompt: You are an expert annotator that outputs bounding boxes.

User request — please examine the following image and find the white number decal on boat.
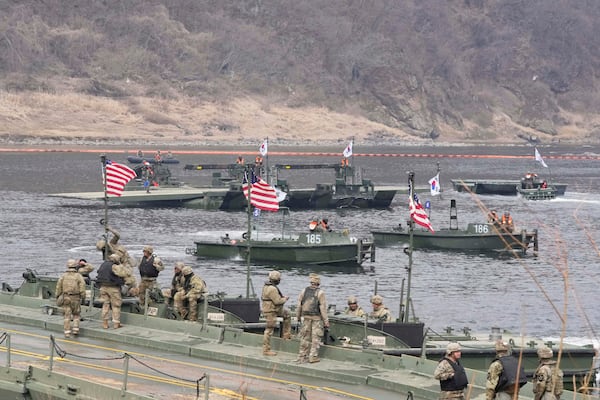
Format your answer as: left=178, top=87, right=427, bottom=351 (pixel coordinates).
left=306, top=234, right=322, bottom=244
left=473, top=224, right=489, bottom=233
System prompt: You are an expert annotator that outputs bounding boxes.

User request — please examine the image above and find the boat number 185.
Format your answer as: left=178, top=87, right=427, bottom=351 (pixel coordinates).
left=473, top=224, right=490, bottom=233
left=306, top=234, right=322, bottom=244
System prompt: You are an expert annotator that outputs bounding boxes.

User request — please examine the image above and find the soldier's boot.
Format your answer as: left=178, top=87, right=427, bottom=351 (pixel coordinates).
left=113, top=321, right=121, bottom=329
left=189, top=309, right=198, bottom=322
left=102, top=320, right=109, bottom=329
left=63, top=319, right=71, bottom=338
left=72, top=318, right=80, bottom=336
left=263, top=350, right=277, bottom=356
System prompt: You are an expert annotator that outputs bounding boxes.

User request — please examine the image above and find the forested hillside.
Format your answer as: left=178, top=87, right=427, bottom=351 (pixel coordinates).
left=1, top=0, right=599, bottom=145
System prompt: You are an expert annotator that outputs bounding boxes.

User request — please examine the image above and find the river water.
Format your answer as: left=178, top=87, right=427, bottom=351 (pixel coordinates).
left=1, top=145, right=599, bottom=343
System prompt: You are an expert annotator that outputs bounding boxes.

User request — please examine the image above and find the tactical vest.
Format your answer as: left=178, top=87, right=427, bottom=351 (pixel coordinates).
left=96, top=261, right=125, bottom=286
left=139, top=255, right=159, bottom=278
left=300, top=287, right=320, bottom=316
left=439, top=358, right=469, bottom=391
left=496, top=356, right=528, bottom=392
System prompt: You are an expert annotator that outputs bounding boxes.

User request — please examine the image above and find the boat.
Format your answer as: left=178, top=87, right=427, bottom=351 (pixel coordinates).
left=371, top=200, right=538, bottom=254
left=516, top=186, right=557, bottom=200
left=192, top=228, right=376, bottom=266
left=451, top=173, right=567, bottom=196
left=126, top=154, right=180, bottom=164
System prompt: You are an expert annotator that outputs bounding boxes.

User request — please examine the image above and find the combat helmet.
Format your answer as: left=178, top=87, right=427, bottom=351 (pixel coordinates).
left=143, top=245, right=153, bottom=254
left=174, top=261, right=185, bottom=271
left=182, top=266, right=193, bottom=276
left=66, top=259, right=77, bottom=270
left=446, top=342, right=461, bottom=355
left=268, top=270, right=281, bottom=282
left=495, top=340, right=510, bottom=353
left=309, top=273, right=320, bottom=285
left=347, top=295, right=358, bottom=305
left=371, top=294, right=383, bottom=305
left=537, top=346, right=553, bottom=359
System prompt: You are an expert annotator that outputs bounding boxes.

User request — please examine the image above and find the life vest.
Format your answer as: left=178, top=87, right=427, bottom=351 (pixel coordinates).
left=139, top=255, right=159, bottom=278
left=236, top=157, right=244, bottom=165
left=255, top=156, right=263, bottom=164
left=439, top=358, right=469, bottom=391
left=300, top=287, right=321, bottom=316
left=309, top=221, right=318, bottom=231
left=341, top=158, right=349, bottom=167
left=96, top=260, right=125, bottom=286
left=496, top=356, right=527, bottom=392
left=320, top=221, right=329, bottom=231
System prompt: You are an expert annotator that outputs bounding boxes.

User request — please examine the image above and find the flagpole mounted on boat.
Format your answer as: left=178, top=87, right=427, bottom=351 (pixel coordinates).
left=245, top=166, right=252, bottom=299
left=100, top=154, right=109, bottom=261
left=404, top=171, right=415, bottom=324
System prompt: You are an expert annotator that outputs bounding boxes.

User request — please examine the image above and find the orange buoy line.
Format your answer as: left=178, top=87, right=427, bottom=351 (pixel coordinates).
left=1, top=147, right=599, bottom=160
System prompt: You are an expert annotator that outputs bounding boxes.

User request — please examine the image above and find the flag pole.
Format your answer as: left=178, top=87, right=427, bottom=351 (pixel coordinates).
left=245, top=167, right=252, bottom=299
left=404, top=171, right=415, bottom=323
left=100, top=154, right=109, bottom=261
left=265, top=137, right=269, bottom=184
left=351, top=137, right=355, bottom=185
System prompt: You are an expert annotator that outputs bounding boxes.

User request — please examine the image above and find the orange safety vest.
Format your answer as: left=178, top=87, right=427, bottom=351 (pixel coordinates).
left=309, top=221, right=318, bottom=231
left=236, top=157, right=244, bottom=165
left=255, top=156, right=263, bottom=164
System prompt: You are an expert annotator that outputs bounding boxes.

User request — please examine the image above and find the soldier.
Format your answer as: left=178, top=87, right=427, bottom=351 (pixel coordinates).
left=169, top=261, right=185, bottom=303
left=486, top=340, right=527, bottom=400
left=137, top=245, right=164, bottom=305
left=533, top=346, right=563, bottom=400
left=369, top=294, right=393, bottom=322
left=55, top=259, right=86, bottom=338
left=261, top=270, right=291, bottom=356
left=76, top=258, right=94, bottom=285
left=344, top=295, right=365, bottom=317
left=434, top=342, right=469, bottom=399
left=174, top=266, right=206, bottom=321
left=97, top=253, right=129, bottom=329
left=296, top=273, right=329, bottom=364
left=95, top=225, right=126, bottom=260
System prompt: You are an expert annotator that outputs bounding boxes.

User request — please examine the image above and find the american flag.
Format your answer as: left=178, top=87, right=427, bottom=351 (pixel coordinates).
left=408, top=179, right=435, bottom=233
left=104, top=160, right=136, bottom=197
left=242, top=171, right=279, bottom=212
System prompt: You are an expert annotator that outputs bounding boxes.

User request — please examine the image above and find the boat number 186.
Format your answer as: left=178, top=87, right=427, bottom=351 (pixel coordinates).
left=306, top=234, right=322, bottom=244
left=473, top=224, right=490, bottom=233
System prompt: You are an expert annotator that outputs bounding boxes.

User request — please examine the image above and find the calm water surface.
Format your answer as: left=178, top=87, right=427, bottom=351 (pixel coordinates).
left=1, top=145, right=599, bottom=341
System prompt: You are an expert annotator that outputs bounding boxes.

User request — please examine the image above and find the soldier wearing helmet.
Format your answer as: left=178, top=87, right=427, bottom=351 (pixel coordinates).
left=369, top=294, right=393, bottom=322
left=174, top=265, right=206, bottom=321
left=55, top=259, right=87, bottom=338
left=261, top=270, right=291, bottom=356
left=344, top=295, right=365, bottom=317
left=137, top=245, right=164, bottom=306
left=96, top=251, right=130, bottom=329
left=434, top=342, right=468, bottom=399
left=533, top=346, right=563, bottom=400
left=296, top=273, right=329, bottom=363
left=485, top=340, right=527, bottom=400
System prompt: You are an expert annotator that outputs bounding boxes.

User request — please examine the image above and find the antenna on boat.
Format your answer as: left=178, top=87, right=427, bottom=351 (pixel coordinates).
left=100, top=154, right=109, bottom=261
left=404, top=171, right=415, bottom=323
left=245, top=166, right=253, bottom=299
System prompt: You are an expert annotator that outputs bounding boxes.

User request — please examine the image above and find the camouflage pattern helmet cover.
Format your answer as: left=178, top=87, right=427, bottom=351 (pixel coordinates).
left=495, top=340, right=510, bottom=352
left=109, top=253, right=120, bottom=262
left=182, top=266, right=193, bottom=276
left=537, top=346, right=553, bottom=359
left=446, top=342, right=461, bottom=355
left=143, top=245, right=153, bottom=254
left=268, top=270, right=281, bottom=281
left=66, top=259, right=78, bottom=270
left=174, top=261, right=185, bottom=270
left=309, top=273, right=320, bottom=284
left=371, top=294, right=383, bottom=305
left=347, top=295, right=358, bottom=305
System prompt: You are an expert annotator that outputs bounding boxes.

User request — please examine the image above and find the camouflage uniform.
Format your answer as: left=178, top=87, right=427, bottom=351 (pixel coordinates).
left=368, top=294, right=393, bottom=322
left=261, top=271, right=291, bottom=356
left=533, top=347, right=563, bottom=400
left=296, top=273, right=329, bottom=363
left=344, top=295, right=365, bottom=317
left=434, top=343, right=468, bottom=400
left=169, top=262, right=185, bottom=301
left=486, top=341, right=526, bottom=400
left=97, top=254, right=129, bottom=329
left=174, top=266, right=206, bottom=321
left=137, top=245, right=164, bottom=305
left=96, top=226, right=137, bottom=293
left=55, top=260, right=86, bottom=338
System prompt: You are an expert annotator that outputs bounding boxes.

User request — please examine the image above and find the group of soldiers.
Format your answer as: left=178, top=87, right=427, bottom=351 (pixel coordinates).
left=487, top=210, right=514, bottom=232
left=56, top=225, right=206, bottom=337
left=260, top=270, right=395, bottom=363
left=435, top=340, right=563, bottom=400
